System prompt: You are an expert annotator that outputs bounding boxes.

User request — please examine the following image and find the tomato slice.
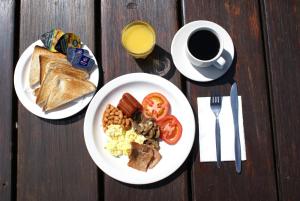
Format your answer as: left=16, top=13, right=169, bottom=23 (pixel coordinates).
left=142, top=92, right=170, bottom=121
left=157, top=115, right=182, bottom=145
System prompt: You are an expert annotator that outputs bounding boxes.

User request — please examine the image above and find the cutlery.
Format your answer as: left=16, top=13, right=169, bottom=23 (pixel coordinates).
left=230, top=82, right=242, bottom=174
left=210, top=94, right=222, bottom=168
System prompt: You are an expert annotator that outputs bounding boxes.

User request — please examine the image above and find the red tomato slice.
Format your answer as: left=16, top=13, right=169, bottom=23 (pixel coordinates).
left=142, top=92, right=170, bottom=121
left=157, top=115, right=182, bottom=145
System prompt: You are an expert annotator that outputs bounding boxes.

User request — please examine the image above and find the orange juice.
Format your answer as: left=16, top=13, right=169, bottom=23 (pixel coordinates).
left=121, top=21, right=156, bottom=58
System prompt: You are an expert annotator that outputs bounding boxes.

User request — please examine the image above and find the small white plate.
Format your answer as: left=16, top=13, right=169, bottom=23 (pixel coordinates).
left=84, top=73, right=195, bottom=184
left=171, top=20, right=234, bottom=82
left=14, top=40, right=99, bottom=119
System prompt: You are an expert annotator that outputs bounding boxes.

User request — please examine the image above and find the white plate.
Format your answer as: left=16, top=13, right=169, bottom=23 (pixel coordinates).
left=84, top=73, right=195, bottom=184
left=14, top=40, right=99, bottom=119
left=171, top=20, right=234, bottom=82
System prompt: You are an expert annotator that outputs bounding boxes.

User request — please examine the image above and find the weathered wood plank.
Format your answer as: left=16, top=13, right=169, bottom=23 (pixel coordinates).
left=261, top=0, right=300, bottom=200
left=0, top=1, right=15, bottom=201
left=17, top=1, right=99, bottom=200
left=183, top=0, right=278, bottom=200
left=100, top=0, right=188, bottom=201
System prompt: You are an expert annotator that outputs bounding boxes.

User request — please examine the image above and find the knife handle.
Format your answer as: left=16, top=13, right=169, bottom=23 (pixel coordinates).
left=216, top=118, right=221, bottom=168
left=235, top=130, right=242, bottom=173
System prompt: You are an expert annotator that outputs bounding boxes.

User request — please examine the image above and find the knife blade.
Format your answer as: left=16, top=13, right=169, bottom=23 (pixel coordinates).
left=230, top=82, right=242, bottom=173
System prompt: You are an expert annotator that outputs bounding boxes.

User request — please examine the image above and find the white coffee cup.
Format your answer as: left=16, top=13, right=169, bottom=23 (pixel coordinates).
left=185, top=26, right=225, bottom=69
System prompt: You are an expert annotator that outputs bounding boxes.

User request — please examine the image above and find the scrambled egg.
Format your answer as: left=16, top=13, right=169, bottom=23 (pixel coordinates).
left=105, top=124, right=145, bottom=157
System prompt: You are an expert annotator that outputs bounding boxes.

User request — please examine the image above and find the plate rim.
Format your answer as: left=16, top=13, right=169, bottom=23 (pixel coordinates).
left=13, top=40, right=99, bottom=119
left=83, top=73, right=195, bottom=184
left=171, top=20, right=234, bottom=82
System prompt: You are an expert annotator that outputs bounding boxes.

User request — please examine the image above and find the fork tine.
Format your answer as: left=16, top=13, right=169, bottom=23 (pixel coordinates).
left=210, top=93, right=221, bottom=105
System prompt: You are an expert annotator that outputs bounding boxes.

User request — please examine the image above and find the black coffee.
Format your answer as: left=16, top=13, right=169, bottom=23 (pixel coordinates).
left=187, top=30, right=220, bottom=60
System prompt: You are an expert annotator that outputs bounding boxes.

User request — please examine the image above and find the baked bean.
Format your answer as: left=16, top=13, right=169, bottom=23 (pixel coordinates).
left=102, top=104, right=133, bottom=131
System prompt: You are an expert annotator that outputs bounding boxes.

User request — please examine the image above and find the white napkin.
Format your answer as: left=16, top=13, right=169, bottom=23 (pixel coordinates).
left=197, top=96, right=246, bottom=162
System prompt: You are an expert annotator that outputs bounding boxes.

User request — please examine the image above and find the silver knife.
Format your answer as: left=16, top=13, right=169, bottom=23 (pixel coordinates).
left=230, top=82, right=242, bottom=173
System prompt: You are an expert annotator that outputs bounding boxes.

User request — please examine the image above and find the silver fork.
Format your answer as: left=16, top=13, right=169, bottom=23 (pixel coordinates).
left=210, top=94, right=222, bottom=168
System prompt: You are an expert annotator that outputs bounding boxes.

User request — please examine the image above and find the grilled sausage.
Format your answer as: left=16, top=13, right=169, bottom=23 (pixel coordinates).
left=117, top=93, right=142, bottom=117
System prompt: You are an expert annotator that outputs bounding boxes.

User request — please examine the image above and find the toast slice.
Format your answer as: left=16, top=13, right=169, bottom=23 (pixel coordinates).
left=34, top=87, right=40, bottom=96
left=35, top=70, right=59, bottom=107
left=29, top=46, right=65, bottom=87
left=43, top=74, right=96, bottom=111
left=39, top=55, right=88, bottom=84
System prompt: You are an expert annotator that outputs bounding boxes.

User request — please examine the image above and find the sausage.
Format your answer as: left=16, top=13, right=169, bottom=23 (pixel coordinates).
left=117, top=93, right=142, bottom=117
left=123, top=93, right=142, bottom=110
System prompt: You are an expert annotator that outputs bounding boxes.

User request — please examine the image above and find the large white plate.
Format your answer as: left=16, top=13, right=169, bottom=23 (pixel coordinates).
left=84, top=73, right=195, bottom=184
left=14, top=40, right=99, bottom=119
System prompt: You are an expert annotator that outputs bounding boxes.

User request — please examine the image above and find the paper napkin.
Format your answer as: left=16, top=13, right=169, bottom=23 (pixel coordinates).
left=197, top=96, right=246, bottom=162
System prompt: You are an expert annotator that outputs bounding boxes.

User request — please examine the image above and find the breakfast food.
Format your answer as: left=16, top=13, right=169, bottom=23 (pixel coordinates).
left=40, top=28, right=65, bottom=52
left=40, top=28, right=95, bottom=72
left=102, top=92, right=182, bottom=172
left=67, top=48, right=95, bottom=72
left=132, top=115, right=160, bottom=150
left=41, top=74, right=95, bottom=112
left=36, top=68, right=58, bottom=107
left=142, top=92, right=170, bottom=121
left=117, top=93, right=142, bottom=117
left=28, top=30, right=96, bottom=112
left=36, top=69, right=95, bottom=111
left=128, top=142, right=161, bottom=172
left=67, top=47, right=89, bottom=62
left=157, top=115, right=182, bottom=145
left=105, top=125, right=145, bottom=157
left=55, top=33, right=81, bottom=54
left=121, top=21, right=156, bottom=59
left=29, top=46, right=65, bottom=87
left=102, top=104, right=132, bottom=131
left=41, top=29, right=81, bottom=54
left=39, top=55, right=88, bottom=84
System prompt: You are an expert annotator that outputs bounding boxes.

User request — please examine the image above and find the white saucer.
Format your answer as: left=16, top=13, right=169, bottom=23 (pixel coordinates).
left=171, top=20, right=234, bottom=82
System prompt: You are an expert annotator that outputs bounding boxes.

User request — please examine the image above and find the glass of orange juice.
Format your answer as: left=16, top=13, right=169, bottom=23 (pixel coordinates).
left=121, top=21, right=156, bottom=59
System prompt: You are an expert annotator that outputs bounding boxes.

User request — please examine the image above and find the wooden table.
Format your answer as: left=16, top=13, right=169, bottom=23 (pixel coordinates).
left=1, top=0, right=299, bottom=200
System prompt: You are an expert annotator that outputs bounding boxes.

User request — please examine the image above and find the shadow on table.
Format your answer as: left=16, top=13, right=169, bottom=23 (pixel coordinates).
left=121, top=154, right=191, bottom=189
left=135, top=45, right=176, bottom=79
left=189, top=47, right=238, bottom=87
left=42, top=107, right=87, bottom=125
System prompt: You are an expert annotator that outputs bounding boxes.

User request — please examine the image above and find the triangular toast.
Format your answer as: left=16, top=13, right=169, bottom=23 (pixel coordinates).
left=43, top=74, right=96, bottom=111
left=39, top=55, right=88, bottom=84
left=35, top=70, right=60, bottom=107
left=29, top=46, right=65, bottom=87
